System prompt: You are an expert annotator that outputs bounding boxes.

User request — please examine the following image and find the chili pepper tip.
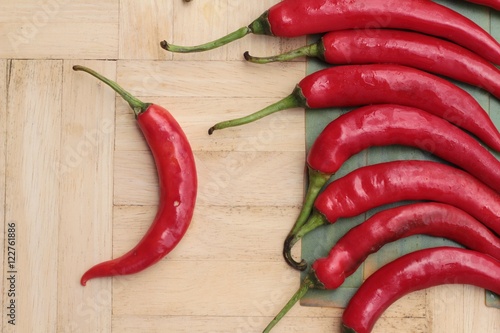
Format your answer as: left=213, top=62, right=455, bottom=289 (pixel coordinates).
left=244, top=50, right=276, bottom=64
left=80, top=276, right=89, bottom=286
left=159, top=40, right=168, bottom=50
left=208, top=126, right=215, bottom=135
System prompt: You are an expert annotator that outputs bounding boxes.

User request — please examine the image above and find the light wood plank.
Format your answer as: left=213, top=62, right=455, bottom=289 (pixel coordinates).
left=113, top=150, right=305, bottom=207
left=3, top=60, right=62, bottom=332
left=371, top=317, right=428, bottom=333
left=116, top=60, right=305, bottom=98
left=0, top=0, right=119, bottom=59
left=112, top=259, right=428, bottom=332
left=463, top=286, right=500, bottom=332
left=112, top=314, right=428, bottom=333
left=302, top=289, right=427, bottom=319
left=57, top=60, right=115, bottom=332
left=115, top=96, right=305, bottom=153
left=112, top=314, right=339, bottom=333
left=0, top=60, right=8, bottom=330
left=170, top=0, right=229, bottom=61
left=119, top=0, right=173, bottom=60
left=113, top=205, right=301, bottom=262
left=428, top=285, right=466, bottom=333
left=112, top=260, right=337, bottom=318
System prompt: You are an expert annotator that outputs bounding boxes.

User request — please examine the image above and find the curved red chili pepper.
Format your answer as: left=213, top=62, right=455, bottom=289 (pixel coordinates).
left=285, top=160, right=500, bottom=270
left=341, top=247, right=500, bottom=333
left=286, top=104, right=500, bottom=269
left=208, top=64, right=500, bottom=153
left=244, top=29, right=500, bottom=99
left=263, top=202, right=500, bottom=332
left=161, top=0, right=500, bottom=65
left=73, top=66, right=197, bottom=286
left=312, top=202, right=500, bottom=289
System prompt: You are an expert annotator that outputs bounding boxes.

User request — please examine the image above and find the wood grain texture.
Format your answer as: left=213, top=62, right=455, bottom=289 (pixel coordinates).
left=0, top=1, right=119, bottom=59
left=0, top=60, right=7, bottom=332
left=115, top=96, right=305, bottom=153
left=0, top=1, right=498, bottom=332
left=116, top=60, right=304, bottom=97
left=119, top=0, right=173, bottom=60
left=57, top=60, right=116, bottom=333
left=3, top=60, right=63, bottom=332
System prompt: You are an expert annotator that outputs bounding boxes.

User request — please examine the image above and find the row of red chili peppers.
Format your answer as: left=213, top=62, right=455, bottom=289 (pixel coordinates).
left=162, top=1, right=500, bottom=332
left=72, top=0, right=500, bottom=332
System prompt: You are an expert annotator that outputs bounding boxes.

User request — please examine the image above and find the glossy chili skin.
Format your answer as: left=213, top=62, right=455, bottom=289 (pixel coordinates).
left=73, top=65, right=198, bottom=286
left=286, top=160, right=500, bottom=271
left=303, top=64, right=500, bottom=151
left=284, top=104, right=500, bottom=270
left=341, top=247, right=500, bottom=333
left=267, top=0, right=500, bottom=64
left=312, top=202, right=500, bottom=290
left=80, top=104, right=197, bottom=285
left=262, top=203, right=500, bottom=332
left=317, top=29, right=500, bottom=99
left=308, top=104, right=500, bottom=192
left=315, top=160, right=500, bottom=235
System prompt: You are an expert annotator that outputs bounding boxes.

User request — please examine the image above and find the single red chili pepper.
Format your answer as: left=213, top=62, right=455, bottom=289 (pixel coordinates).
left=208, top=64, right=500, bottom=153
left=285, top=160, right=500, bottom=270
left=160, top=0, right=500, bottom=64
left=263, top=202, right=500, bottom=332
left=73, top=66, right=197, bottom=286
left=288, top=104, right=500, bottom=270
left=244, top=29, right=500, bottom=99
left=342, top=247, right=500, bottom=333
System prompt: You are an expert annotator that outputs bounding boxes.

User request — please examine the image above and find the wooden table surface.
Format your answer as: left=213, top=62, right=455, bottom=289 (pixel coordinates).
left=1, top=1, right=499, bottom=332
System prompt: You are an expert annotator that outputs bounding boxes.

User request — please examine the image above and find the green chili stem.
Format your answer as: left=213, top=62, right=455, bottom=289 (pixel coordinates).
left=160, top=11, right=272, bottom=53
left=295, top=211, right=328, bottom=242
left=262, top=276, right=315, bottom=333
left=283, top=211, right=328, bottom=270
left=161, top=26, right=251, bottom=53
left=208, top=87, right=306, bottom=134
left=282, top=169, right=330, bottom=271
left=292, top=168, right=331, bottom=235
left=244, top=43, right=320, bottom=64
left=72, top=65, right=149, bottom=117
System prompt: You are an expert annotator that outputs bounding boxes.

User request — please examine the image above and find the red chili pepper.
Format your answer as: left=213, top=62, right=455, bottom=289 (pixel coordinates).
left=285, top=160, right=500, bottom=270
left=73, top=66, right=197, bottom=286
left=263, top=202, right=500, bottom=332
left=244, top=29, right=500, bottom=99
left=208, top=64, right=500, bottom=153
left=287, top=104, right=500, bottom=269
left=160, top=0, right=500, bottom=65
left=341, top=247, right=500, bottom=333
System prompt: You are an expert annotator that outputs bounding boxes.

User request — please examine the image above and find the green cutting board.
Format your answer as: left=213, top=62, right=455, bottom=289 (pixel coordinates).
left=300, top=0, right=500, bottom=309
